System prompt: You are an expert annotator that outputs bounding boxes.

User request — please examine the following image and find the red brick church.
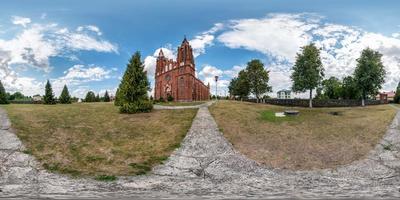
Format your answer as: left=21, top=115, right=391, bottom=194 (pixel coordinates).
left=154, top=38, right=210, bottom=101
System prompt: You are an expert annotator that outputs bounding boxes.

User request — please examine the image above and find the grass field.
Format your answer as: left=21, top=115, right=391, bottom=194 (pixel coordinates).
left=156, top=101, right=207, bottom=106
left=209, top=100, right=397, bottom=170
left=2, top=103, right=197, bottom=178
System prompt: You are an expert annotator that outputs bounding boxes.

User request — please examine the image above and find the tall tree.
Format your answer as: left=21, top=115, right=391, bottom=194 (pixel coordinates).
left=43, top=80, right=56, bottom=104
left=116, top=51, right=152, bottom=113
left=103, top=90, right=111, bottom=102
left=394, top=81, right=400, bottom=104
left=354, top=48, right=386, bottom=106
left=0, top=81, right=9, bottom=104
left=291, top=43, right=324, bottom=108
left=59, top=85, right=71, bottom=104
left=84, top=91, right=96, bottom=102
left=246, top=59, right=272, bottom=101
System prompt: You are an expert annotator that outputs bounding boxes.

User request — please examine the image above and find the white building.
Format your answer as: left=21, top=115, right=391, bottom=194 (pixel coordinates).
left=277, top=89, right=292, bottom=99
left=32, top=95, right=42, bottom=102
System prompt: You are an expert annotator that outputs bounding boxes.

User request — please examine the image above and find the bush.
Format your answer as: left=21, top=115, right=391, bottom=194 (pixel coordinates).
left=167, top=94, right=174, bottom=102
left=120, top=100, right=153, bottom=114
left=159, top=97, right=165, bottom=102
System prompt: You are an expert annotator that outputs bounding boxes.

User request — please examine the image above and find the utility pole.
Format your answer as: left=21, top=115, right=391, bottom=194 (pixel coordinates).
left=214, top=76, right=219, bottom=100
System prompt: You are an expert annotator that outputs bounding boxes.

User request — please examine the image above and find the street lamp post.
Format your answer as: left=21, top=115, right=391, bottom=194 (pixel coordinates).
left=214, top=75, right=219, bottom=100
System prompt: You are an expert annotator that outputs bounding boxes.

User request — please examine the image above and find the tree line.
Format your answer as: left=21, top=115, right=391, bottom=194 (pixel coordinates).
left=1, top=51, right=152, bottom=114
left=228, top=44, right=394, bottom=107
left=0, top=80, right=111, bottom=104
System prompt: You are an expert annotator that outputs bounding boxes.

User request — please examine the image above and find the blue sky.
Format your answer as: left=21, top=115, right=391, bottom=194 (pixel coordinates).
left=1, top=0, right=400, bottom=98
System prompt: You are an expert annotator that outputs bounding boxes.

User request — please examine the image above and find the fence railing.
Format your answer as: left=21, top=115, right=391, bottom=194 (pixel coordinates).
left=242, top=98, right=382, bottom=107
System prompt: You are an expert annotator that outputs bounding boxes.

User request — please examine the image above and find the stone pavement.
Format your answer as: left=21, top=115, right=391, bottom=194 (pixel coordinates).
left=1, top=104, right=400, bottom=199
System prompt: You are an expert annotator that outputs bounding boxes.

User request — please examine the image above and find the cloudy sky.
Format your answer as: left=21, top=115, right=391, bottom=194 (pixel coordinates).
left=1, top=0, right=400, bottom=98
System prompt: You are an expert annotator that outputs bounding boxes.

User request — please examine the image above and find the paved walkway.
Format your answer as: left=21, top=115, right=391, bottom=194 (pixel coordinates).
left=1, top=104, right=400, bottom=199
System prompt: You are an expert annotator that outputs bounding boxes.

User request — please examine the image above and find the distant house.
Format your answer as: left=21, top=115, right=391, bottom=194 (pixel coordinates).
left=376, top=91, right=396, bottom=103
left=32, top=95, right=42, bottom=102
left=277, top=89, right=292, bottom=99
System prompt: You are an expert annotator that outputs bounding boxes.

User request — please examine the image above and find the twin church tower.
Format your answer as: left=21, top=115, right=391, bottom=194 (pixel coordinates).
left=154, top=37, right=210, bottom=101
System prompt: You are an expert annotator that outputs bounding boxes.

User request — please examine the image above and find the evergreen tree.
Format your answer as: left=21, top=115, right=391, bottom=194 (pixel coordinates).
left=43, top=80, right=56, bottom=104
left=95, top=93, right=100, bottom=102
left=103, top=90, right=111, bottom=102
left=84, top=91, right=96, bottom=102
left=114, top=88, right=123, bottom=106
left=354, top=48, right=386, bottom=106
left=116, top=51, right=152, bottom=113
left=0, top=81, right=9, bottom=104
left=291, top=43, right=324, bottom=108
left=245, top=59, right=272, bottom=101
left=59, top=85, right=71, bottom=104
left=394, top=81, right=400, bottom=104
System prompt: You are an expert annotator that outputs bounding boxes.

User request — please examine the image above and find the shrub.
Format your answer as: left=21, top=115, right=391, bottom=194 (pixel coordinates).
left=119, top=100, right=153, bottom=114
left=94, top=175, right=117, bottom=181
left=167, top=94, right=174, bottom=102
left=159, top=97, right=165, bottom=102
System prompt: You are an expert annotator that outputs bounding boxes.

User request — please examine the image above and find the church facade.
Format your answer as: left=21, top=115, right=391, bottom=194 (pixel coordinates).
left=154, top=38, right=210, bottom=101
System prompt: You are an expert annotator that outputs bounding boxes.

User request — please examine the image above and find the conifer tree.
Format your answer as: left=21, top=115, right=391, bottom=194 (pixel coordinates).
left=43, top=80, right=56, bottom=104
left=104, top=90, right=111, bottom=102
left=394, top=81, right=400, bottom=104
left=0, top=81, right=9, bottom=104
left=59, top=85, right=71, bottom=104
left=95, top=93, right=100, bottom=102
left=116, top=51, right=152, bottom=113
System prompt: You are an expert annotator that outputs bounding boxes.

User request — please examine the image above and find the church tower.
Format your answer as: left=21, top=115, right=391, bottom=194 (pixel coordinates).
left=154, top=37, right=210, bottom=102
left=176, top=37, right=195, bottom=76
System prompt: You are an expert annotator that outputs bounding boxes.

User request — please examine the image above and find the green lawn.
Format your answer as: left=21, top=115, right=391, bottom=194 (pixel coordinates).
left=2, top=102, right=197, bottom=178
left=209, top=100, right=397, bottom=170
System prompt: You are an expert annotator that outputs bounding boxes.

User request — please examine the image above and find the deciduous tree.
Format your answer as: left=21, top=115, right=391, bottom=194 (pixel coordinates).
left=246, top=59, right=272, bottom=101
left=354, top=48, right=386, bottom=106
left=84, top=91, right=96, bottom=102
left=291, top=44, right=324, bottom=108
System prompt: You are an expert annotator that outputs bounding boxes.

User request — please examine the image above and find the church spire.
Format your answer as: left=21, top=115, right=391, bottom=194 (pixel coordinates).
left=158, top=48, right=164, bottom=57
left=182, top=35, right=188, bottom=44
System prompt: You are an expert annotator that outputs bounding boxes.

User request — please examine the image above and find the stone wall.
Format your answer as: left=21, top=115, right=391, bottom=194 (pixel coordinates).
left=244, top=98, right=382, bottom=107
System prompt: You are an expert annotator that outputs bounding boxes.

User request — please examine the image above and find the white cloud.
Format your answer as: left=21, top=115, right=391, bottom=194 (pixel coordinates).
left=0, top=18, right=118, bottom=96
left=11, top=16, right=31, bottom=27
left=52, top=64, right=112, bottom=95
left=216, top=13, right=400, bottom=94
left=218, top=14, right=318, bottom=62
left=190, top=23, right=223, bottom=57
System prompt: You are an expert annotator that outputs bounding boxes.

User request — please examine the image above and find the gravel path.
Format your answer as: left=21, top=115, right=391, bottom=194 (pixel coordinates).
left=1, top=104, right=400, bottom=199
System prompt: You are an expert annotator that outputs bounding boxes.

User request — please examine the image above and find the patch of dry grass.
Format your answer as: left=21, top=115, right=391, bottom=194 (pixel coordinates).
left=209, top=100, right=397, bottom=170
left=156, top=101, right=207, bottom=106
left=3, top=103, right=197, bottom=177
